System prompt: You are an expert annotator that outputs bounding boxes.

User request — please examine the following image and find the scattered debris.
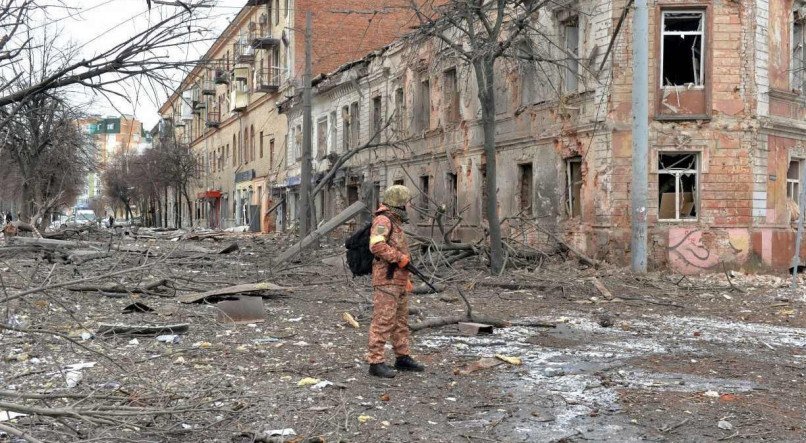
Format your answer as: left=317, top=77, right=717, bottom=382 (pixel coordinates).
left=590, top=277, right=614, bottom=300
left=342, top=312, right=360, bottom=328
left=122, top=302, right=154, bottom=314
left=297, top=377, right=319, bottom=387
left=494, top=354, right=522, bottom=366
left=156, top=334, right=181, bottom=344
left=180, top=282, right=292, bottom=304
left=454, top=357, right=504, bottom=375
left=717, top=419, right=734, bottom=430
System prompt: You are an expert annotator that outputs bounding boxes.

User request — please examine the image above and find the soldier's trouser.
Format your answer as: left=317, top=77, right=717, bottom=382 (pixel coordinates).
left=367, top=285, right=410, bottom=364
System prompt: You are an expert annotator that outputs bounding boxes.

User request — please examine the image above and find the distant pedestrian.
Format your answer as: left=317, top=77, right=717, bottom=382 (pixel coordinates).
left=5, top=213, right=11, bottom=224
left=108, top=216, right=115, bottom=228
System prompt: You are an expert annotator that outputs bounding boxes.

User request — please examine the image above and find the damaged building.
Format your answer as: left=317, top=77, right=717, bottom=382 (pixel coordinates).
left=277, top=0, right=806, bottom=274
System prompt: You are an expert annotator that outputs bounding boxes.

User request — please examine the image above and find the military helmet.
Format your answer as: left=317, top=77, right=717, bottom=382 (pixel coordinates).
left=382, top=185, right=411, bottom=208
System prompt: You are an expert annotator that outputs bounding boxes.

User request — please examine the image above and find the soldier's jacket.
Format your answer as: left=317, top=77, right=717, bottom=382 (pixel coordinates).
left=369, top=205, right=409, bottom=287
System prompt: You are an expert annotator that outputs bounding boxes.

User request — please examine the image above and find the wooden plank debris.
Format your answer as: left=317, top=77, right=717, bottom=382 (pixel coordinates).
left=179, top=282, right=293, bottom=304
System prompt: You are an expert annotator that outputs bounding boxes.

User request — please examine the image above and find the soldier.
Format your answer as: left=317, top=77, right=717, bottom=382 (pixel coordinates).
left=367, top=185, right=425, bottom=378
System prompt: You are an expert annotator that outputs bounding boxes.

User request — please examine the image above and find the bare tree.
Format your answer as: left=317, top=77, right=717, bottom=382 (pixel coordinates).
left=102, top=153, right=139, bottom=221
left=405, top=0, right=564, bottom=274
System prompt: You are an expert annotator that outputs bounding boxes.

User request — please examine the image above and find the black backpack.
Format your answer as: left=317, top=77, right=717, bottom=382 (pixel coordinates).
left=345, top=222, right=374, bottom=276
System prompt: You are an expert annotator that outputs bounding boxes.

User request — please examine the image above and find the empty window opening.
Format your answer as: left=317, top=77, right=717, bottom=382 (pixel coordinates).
left=316, top=117, right=328, bottom=160
left=794, top=10, right=805, bottom=93
left=350, top=102, right=360, bottom=148
left=480, top=165, right=488, bottom=220
left=372, top=182, right=381, bottom=210
left=788, top=159, right=802, bottom=202
left=518, top=163, right=534, bottom=215
left=394, top=87, right=406, bottom=133
left=443, top=68, right=460, bottom=124
left=563, top=17, right=580, bottom=93
left=658, top=153, right=699, bottom=220
left=269, top=139, right=275, bottom=166
left=661, top=12, right=705, bottom=87
left=566, top=157, right=582, bottom=218
left=371, top=96, right=383, bottom=139
left=259, top=131, right=264, bottom=158
left=329, top=111, right=337, bottom=154
left=342, top=105, right=351, bottom=151
left=417, top=79, right=431, bottom=133
left=446, top=172, right=458, bottom=217
left=419, top=175, right=430, bottom=210
left=347, top=183, right=359, bottom=206
left=393, top=178, right=404, bottom=186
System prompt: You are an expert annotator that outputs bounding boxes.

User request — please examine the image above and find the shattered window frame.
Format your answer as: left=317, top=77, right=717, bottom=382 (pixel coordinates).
left=563, top=16, right=580, bottom=94
left=660, top=11, right=705, bottom=88
left=566, top=157, right=582, bottom=218
left=658, top=152, right=699, bottom=222
left=794, top=9, right=805, bottom=94
left=787, top=159, right=802, bottom=202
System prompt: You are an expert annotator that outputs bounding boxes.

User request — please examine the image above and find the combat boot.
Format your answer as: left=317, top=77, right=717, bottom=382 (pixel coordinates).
left=394, top=355, right=425, bottom=372
left=368, top=363, right=396, bottom=378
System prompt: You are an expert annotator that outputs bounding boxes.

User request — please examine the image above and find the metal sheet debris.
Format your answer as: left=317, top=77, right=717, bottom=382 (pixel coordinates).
left=215, top=296, right=267, bottom=324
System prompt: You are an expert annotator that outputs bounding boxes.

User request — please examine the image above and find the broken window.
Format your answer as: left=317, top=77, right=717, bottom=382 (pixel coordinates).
left=446, top=172, right=458, bottom=218
left=567, top=157, right=582, bottom=218
left=416, top=78, right=431, bottom=133
left=563, top=17, right=580, bottom=93
left=518, top=163, right=533, bottom=215
left=661, top=11, right=705, bottom=87
left=394, top=87, right=405, bottom=133
left=788, top=159, right=802, bottom=202
left=342, top=105, right=350, bottom=151
left=350, top=101, right=360, bottom=148
left=347, top=183, right=359, bottom=206
left=329, top=111, right=337, bottom=154
left=316, top=117, right=327, bottom=160
left=371, top=95, right=383, bottom=140
left=443, top=68, right=460, bottom=124
left=658, top=153, right=699, bottom=220
left=419, top=175, right=430, bottom=210
left=269, top=139, right=274, bottom=166
left=794, top=10, right=805, bottom=93
left=393, top=178, right=404, bottom=186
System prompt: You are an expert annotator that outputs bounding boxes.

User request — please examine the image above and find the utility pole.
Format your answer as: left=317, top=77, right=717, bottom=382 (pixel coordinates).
left=630, top=0, right=648, bottom=272
left=300, top=12, right=313, bottom=236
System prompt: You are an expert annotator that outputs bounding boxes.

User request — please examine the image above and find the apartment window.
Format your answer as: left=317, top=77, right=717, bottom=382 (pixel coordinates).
left=417, top=79, right=431, bottom=132
left=350, top=102, right=360, bottom=148
left=284, top=0, right=288, bottom=17
left=237, top=133, right=241, bottom=164
left=419, top=175, right=430, bottom=210
left=294, top=124, right=302, bottom=160
left=563, top=17, right=580, bottom=93
left=661, top=11, right=705, bottom=87
left=394, top=87, right=405, bottom=133
left=250, top=126, right=255, bottom=162
left=342, top=105, right=351, bottom=151
left=518, top=163, right=534, bottom=215
left=269, top=138, right=275, bottom=166
left=347, top=184, right=359, bottom=205
left=259, top=132, right=264, bottom=158
left=371, top=95, right=383, bottom=139
left=316, top=117, right=328, bottom=159
left=794, top=10, right=805, bottom=93
left=566, top=157, right=582, bottom=218
left=393, top=179, right=404, bottom=186
left=232, top=136, right=236, bottom=165
left=287, top=128, right=294, bottom=166
left=446, top=172, right=458, bottom=217
left=658, top=153, right=699, bottom=220
left=226, top=144, right=230, bottom=166
left=443, top=68, right=460, bottom=124
left=329, top=111, right=337, bottom=154
left=274, top=0, right=279, bottom=24
left=788, top=160, right=802, bottom=202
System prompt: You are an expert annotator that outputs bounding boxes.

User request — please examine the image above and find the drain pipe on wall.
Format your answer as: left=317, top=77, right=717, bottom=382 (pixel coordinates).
left=792, top=159, right=806, bottom=288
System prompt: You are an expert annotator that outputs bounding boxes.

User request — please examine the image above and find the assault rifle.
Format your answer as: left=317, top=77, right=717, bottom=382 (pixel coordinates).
left=386, top=263, right=439, bottom=293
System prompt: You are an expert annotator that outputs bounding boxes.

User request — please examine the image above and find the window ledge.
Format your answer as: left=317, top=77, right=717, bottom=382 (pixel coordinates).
left=657, top=219, right=699, bottom=223
left=655, top=114, right=711, bottom=122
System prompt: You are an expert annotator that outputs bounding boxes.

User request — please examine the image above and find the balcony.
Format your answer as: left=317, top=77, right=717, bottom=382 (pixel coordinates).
left=206, top=109, right=220, bottom=128
left=230, top=90, right=249, bottom=112
left=254, top=67, right=282, bottom=93
left=235, top=41, right=255, bottom=64
left=214, top=68, right=230, bottom=84
left=233, top=65, right=250, bottom=81
left=245, top=0, right=269, bottom=4
left=249, top=22, right=279, bottom=49
left=201, top=80, right=215, bottom=95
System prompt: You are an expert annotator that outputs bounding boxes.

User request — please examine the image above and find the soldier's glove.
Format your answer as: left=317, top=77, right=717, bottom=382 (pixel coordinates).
left=405, top=279, right=414, bottom=293
left=398, top=255, right=410, bottom=269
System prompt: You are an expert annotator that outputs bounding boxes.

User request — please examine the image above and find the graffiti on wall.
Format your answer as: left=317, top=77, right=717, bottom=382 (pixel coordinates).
left=668, top=228, right=750, bottom=275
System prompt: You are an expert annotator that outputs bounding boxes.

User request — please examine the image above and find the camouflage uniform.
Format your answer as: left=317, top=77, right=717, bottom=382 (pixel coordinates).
left=366, top=204, right=412, bottom=364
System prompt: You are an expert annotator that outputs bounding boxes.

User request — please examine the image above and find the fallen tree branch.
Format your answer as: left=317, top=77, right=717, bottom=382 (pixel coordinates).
left=410, top=314, right=509, bottom=332
left=0, top=422, right=44, bottom=443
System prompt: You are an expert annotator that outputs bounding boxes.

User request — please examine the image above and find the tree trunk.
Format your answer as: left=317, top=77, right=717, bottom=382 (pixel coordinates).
left=474, top=58, right=505, bottom=274
left=163, top=187, right=168, bottom=228
left=20, top=182, right=32, bottom=222
left=182, top=186, right=194, bottom=228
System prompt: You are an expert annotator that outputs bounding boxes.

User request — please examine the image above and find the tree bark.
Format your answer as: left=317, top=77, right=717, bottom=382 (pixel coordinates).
left=475, top=57, right=505, bottom=274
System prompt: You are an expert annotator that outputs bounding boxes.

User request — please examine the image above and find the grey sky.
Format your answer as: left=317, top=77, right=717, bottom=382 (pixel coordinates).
left=57, top=0, right=247, bottom=129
